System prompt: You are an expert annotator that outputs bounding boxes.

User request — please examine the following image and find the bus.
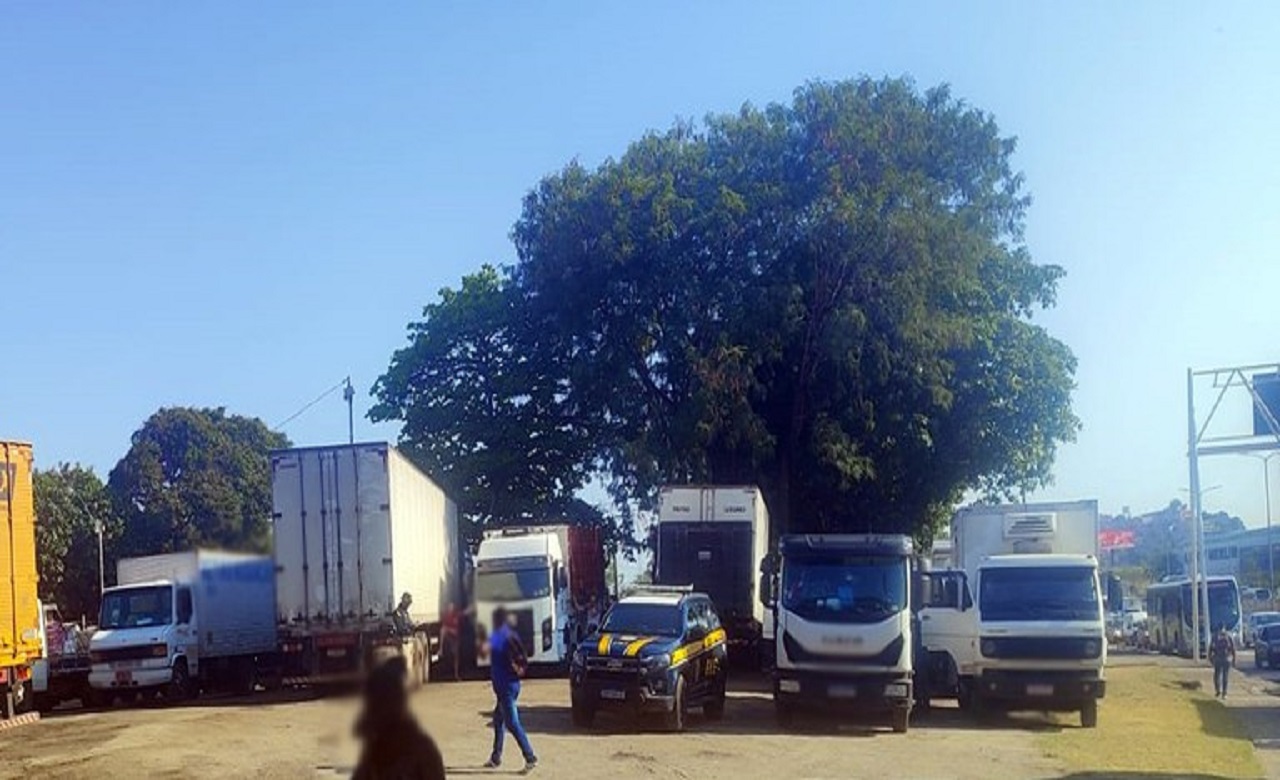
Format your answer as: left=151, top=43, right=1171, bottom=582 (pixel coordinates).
left=1145, top=576, right=1242, bottom=656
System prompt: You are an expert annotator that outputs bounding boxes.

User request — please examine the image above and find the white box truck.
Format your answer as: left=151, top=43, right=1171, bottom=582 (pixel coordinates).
left=918, top=500, right=1106, bottom=727
left=88, top=550, right=277, bottom=702
left=654, top=485, right=770, bottom=658
left=271, top=443, right=460, bottom=686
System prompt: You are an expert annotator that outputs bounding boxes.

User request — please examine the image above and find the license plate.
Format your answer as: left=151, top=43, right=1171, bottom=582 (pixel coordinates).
left=326, top=648, right=348, bottom=658
left=114, top=670, right=132, bottom=684
left=829, top=684, right=858, bottom=699
left=600, top=689, right=626, bottom=701
left=1027, top=684, right=1054, bottom=697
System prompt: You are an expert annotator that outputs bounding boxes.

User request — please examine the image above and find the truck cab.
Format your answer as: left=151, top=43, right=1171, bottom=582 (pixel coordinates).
left=90, top=580, right=195, bottom=699
left=763, top=534, right=915, bottom=733
left=473, top=527, right=573, bottom=666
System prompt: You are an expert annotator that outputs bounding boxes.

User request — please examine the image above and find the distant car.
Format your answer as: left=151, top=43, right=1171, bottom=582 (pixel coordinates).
left=569, top=588, right=728, bottom=732
left=1245, top=612, right=1280, bottom=648
left=1256, top=624, right=1280, bottom=668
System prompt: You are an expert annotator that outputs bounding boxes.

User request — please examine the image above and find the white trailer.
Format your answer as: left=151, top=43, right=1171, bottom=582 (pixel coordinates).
left=89, top=550, right=277, bottom=702
left=655, top=485, right=770, bottom=655
left=271, top=443, right=460, bottom=685
left=919, top=500, right=1106, bottom=728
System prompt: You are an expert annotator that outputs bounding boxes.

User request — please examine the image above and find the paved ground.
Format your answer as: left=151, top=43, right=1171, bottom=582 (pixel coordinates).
left=2, top=655, right=1273, bottom=780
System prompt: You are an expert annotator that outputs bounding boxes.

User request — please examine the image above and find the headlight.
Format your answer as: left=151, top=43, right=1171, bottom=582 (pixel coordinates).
left=151, top=644, right=169, bottom=658
left=778, top=678, right=801, bottom=694
left=884, top=682, right=909, bottom=698
left=643, top=653, right=671, bottom=671
left=980, top=639, right=998, bottom=657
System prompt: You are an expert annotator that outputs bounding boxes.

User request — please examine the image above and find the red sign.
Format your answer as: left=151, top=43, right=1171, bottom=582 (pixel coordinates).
left=1099, top=530, right=1136, bottom=551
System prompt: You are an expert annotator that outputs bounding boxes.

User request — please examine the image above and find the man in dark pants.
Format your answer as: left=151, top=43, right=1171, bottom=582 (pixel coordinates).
left=483, top=607, right=537, bottom=773
left=1210, top=625, right=1236, bottom=699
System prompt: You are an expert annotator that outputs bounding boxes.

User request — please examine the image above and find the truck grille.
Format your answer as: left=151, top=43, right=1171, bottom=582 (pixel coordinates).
left=981, top=636, right=1102, bottom=660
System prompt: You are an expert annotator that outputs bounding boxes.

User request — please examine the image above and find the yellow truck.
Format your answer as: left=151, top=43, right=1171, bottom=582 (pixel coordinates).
left=0, top=441, right=41, bottom=718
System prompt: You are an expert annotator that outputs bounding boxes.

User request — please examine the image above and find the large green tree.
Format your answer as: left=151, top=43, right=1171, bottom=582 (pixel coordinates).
left=33, top=464, right=119, bottom=620
left=107, top=407, right=288, bottom=557
left=377, top=77, right=1079, bottom=541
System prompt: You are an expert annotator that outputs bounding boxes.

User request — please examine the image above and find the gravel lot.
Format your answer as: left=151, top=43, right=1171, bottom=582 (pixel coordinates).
left=0, top=672, right=1093, bottom=780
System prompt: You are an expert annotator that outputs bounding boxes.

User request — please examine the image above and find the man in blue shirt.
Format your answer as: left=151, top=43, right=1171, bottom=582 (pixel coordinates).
left=484, top=607, right=537, bottom=772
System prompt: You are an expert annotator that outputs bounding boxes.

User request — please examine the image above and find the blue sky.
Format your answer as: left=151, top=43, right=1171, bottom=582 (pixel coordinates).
left=3, top=2, right=1278, bottom=525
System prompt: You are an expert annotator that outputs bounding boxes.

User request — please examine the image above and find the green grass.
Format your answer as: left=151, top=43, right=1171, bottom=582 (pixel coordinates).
left=1036, top=665, right=1262, bottom=778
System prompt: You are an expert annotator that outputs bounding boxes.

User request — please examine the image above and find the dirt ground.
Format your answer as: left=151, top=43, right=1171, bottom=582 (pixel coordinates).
left=0, top=657, right=1266, bottom=780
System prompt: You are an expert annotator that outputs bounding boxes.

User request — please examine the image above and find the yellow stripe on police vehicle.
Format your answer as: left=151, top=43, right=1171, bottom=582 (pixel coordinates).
left=623, top=637, right=656, bottom=657
left=670, top=627, right=726, bottom=666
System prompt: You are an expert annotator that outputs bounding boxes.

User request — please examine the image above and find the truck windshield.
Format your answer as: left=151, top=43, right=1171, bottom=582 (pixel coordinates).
left=476, top=568, right=551, bottom=602
left=99, top=586, right=173, bottom=629
left=781, top=555, right=908, bottom=624
left=601, top=604, right=683, bottom=637
left=979, top=566, right=1099, bottom=622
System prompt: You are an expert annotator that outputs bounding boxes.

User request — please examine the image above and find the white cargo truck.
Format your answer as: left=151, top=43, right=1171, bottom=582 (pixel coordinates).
left=654, top=485, right=771, bottom=659
left=918, top=500, right=1106, bottom=727
left=473, top=525, right=607, bottom=668
left=271, top=443, right=460, bottom=686
left=88, top=550, right=277, bottom=703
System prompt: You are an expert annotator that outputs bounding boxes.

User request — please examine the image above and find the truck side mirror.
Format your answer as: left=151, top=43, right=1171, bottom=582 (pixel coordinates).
left=557, top=566, right=569, bottom=592
left=759, top=557, right=777, bottom=608
left=176, top=588, right=193, bottom=625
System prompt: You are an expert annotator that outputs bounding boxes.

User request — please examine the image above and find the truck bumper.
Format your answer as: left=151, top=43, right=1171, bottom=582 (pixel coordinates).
left=89, top=666, right=172, bottom=691
left=773, top=669, right=912, bottom=713
left=975, top=669, right=1105, bottom=708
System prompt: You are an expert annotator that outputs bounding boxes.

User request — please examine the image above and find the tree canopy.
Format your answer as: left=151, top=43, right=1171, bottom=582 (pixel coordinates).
left=107, top=407, right=289, bottom=557
left=374, top=76, right=1078, bottom=541
left=33, top=464, right=119, bottom=620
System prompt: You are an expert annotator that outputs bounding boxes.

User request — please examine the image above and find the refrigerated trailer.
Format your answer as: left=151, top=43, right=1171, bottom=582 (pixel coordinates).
left=271, top=443, right=461, bottom=686
left=655, top=485, right=770, bottom=655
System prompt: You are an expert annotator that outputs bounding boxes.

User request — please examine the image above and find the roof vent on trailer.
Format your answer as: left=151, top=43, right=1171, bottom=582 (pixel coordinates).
left=1002, top=512, right=1057, bottom=553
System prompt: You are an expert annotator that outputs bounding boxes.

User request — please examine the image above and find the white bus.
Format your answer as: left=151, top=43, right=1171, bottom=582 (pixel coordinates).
left=1145, top=576, right=1242, bottom=656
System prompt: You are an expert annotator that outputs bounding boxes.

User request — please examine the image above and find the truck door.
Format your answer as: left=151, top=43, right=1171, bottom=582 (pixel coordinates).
left=918, top=572, right=974, bottom=687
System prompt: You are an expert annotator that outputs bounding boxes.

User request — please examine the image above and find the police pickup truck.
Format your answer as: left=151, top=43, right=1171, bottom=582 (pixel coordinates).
left=569, top=588, right=728, bottom=732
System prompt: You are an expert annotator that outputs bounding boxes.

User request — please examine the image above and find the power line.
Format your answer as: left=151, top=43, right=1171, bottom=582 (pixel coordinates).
left=274, top=378, right=349, bottom=432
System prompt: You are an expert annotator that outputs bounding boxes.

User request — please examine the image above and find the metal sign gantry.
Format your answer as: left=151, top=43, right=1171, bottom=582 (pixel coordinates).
left=1187, top=363, right=1280, bottom=661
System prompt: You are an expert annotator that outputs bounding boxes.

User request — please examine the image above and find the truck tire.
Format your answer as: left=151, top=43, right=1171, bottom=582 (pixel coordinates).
left=167, top=660, right=191, bottom=703
left=891, top=706, right=910, bottom=734
left=1081, top=699, right=1098, bottom=729
left=664, top=675, right=687, bottom=732
left=774, top=698, right=795, bottom=728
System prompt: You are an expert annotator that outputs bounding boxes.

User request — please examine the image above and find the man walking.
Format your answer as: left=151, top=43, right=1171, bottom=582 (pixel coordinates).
left=1209, top=625, right=1236, bottom=699
left=483, top=607, right=537, bottom=773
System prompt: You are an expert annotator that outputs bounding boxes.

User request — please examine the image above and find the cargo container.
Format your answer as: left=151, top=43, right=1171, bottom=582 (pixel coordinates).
left=88, top=550, right=278, bottom=702
left=655, top=485, right=770, bottom=654
left=0, top=441, right=41, bottom=718
left=272, top=443, right=460, bottom=685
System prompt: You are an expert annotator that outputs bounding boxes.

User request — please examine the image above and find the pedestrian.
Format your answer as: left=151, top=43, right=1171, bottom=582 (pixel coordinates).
left=441, top=602, right=463, bottom=681
left=482, top=607, right=537, bottom=773
left=351, top=655, right=446, bottom=780
left=1209, top=625, right=1236, bottom=699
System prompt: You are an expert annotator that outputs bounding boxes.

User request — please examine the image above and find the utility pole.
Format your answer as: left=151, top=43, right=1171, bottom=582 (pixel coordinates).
left=1188, top=368, right=1205, bottom=662
left=344, top=377, right=355, bottom=445
left=95, top=518, right=105, bottom=594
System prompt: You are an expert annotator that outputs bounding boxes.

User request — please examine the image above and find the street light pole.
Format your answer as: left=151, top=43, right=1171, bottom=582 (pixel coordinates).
left=1247, top=453, right=1278, bottom=598
left=94, top=518, right=105, bottom=594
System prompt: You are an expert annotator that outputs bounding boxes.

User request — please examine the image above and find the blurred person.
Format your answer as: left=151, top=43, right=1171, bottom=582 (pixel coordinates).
left=1210, top=625, right=1236, bottom=699
left=441, top=602, right=463, bottom=681
left=351, top=655, right=446, bottom=780
left=480, top=607, right=537, bottom=773
left=392, top=593, right=415, bottom=637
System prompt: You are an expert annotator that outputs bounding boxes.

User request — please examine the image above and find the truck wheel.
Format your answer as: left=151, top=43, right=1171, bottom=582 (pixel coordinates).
left=167, top=660, right=191, bottom=703
left=703, top=679, right=726, bottom=721
left=1081, top=700, right=1098, bottom=729
left=774, top=698, right=795, bottom=728
left=891, top=707, right=910, bottom=734
left=664, top=676, right=687, bottom=732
